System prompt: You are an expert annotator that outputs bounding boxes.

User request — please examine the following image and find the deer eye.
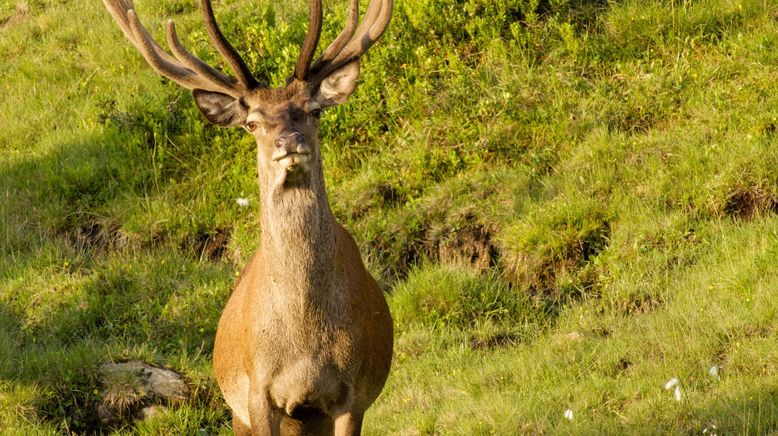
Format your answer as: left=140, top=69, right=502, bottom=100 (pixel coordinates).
left=310, top=109, right=322, bottom=119
left=245, top=121, right=259, bottom=132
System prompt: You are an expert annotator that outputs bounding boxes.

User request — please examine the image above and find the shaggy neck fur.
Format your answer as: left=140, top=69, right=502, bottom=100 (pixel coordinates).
left=256, top=148, right=337, bottom=313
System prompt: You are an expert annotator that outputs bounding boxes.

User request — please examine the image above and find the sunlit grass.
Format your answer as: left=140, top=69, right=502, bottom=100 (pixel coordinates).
left=2, top=0, right=778, bottom=433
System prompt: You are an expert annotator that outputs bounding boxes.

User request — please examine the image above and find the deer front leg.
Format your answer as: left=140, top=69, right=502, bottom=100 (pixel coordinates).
left=248, top=387, right=282, bottom=436
left=333, top=411, right=364, bottom=436
left=232, top=414, right=252, bottom=436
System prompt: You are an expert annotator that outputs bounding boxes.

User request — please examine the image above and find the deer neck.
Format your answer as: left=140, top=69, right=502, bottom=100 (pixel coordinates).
left=257, top=156, right=336, bottom=298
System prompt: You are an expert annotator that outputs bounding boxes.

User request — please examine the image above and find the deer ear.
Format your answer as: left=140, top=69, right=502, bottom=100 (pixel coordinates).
left=314, top=61, right=360, bottom=108
left=192, top=89, right=248, bottom=127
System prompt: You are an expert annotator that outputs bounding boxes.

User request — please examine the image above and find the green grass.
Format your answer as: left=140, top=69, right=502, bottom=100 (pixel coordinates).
left=2, top=0, right=778, bottom=433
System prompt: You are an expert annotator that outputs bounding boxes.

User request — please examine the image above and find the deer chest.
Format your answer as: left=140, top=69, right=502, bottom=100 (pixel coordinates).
left=267, top=355, right=356, bottom=416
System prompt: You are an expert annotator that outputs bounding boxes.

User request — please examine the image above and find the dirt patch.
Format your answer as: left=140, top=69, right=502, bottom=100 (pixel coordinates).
left=337, top=181, right=403, bottom=222
left=97, top=361, right=189, bottom=429
left=435, top=214, right=498, bottom=272
left=376, top=183, right=401, bottom=207
left=502, top=216, right=610, bottom=297
left=64, top=220, right=127, bottom=252
left=470, top=332, right=520, bottom=350
left=724, top=184, right=777, bottom=221
left=181, top=227, right=231, bottom=261
left=615, top=358, right=632, bottom=374
left=760, top=118, right=777, bottom=137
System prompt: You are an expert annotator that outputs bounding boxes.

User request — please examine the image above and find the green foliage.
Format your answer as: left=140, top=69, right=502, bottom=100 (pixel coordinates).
left=500, top=194, right=611, bottom=296
left=2, top=0, right=778, bottom=433
left=606, top=0, right=768, bottom=56
left=390, top=265, right=533, bottom=331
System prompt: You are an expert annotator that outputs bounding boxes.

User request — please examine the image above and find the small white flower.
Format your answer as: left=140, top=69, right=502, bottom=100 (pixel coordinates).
left=709, top=365, right=719, bottom=378
left=674, top=386, right=682, bottom=402
left=564, top=409, right=574, bottom=421
left=236, top=197, right=250, bottom=207
left=664, top=377, right=679, bottom=390
left=703, top=424, right=717, bottom=435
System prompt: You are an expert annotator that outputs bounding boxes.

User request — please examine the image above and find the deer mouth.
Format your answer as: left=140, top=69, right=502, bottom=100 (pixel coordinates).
left=275, top=152, right=311, bottom=169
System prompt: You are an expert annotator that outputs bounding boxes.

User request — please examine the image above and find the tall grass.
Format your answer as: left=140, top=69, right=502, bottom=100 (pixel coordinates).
left=1, top=0, right=777, bottom=433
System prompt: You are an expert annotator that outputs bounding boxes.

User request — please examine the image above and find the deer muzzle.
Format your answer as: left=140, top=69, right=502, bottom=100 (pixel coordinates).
left=273, top=131, right=311, bottom=168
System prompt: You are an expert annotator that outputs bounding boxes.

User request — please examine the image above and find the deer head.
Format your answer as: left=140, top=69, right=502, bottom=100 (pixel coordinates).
left=103, top=0, right=391, bottom=187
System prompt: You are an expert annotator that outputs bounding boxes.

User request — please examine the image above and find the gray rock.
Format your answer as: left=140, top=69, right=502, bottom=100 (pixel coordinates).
left=96, top=403, right=120, bottom=427
left=138, top=405, right=167, bottom=420
left=97, top=360, right=189, bottom=426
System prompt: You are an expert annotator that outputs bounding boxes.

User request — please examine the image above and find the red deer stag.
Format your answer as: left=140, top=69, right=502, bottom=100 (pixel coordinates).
left=103, top=0, right=394, bottom=434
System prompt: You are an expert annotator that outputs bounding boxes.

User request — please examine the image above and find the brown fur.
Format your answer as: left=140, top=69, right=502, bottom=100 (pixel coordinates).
left=213, top=83, right=393, bottom=436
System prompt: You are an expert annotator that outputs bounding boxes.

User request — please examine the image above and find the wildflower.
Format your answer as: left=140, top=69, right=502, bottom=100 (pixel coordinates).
left=236, top=197, right=250, bottom=207
left=564, top=409, right=574, bottom=421
left=663, top=377, right=679, bottom=390
left=703, top=424, right=718, bottom=435
left=663, top=377, right=682, bottom=402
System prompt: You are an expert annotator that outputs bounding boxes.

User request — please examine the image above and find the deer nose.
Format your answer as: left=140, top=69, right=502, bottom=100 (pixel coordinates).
left=275, top=131, right=306, bottom=152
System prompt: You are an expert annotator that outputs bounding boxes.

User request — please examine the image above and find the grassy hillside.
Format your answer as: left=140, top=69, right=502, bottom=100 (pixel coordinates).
left=2, top=0, right=778, bottom=433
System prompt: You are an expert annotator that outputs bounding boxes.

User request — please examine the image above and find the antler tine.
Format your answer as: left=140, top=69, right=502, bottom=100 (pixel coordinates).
left=309, top=0, right=393, bottom=81
left=293, top=0, right=323, bottom=81
left=315, top=0, right=359, bottom=67
left=104, top=0, right=243, bottom=96
left=103, top=0, right=175, bottom=65
left=332, top=0, right=392, bottom=65
left=165, top=20, right=238, bottom=91
left=200, top=0, right=259, bottom=89
left=128, top=10, right=240, bottom=95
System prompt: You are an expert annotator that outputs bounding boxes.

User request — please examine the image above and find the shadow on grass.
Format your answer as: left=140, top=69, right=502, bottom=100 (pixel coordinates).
left=0, top=128, right=148, bottom=255
left=0, top=304, right=22, bottom=377
left=0, top=248, right=233, bottom=433
left=0, top=293, right=103, bottom=432
left=0, top=119, right=236, bottom=432
left=0, top=89, right=244, bottom=259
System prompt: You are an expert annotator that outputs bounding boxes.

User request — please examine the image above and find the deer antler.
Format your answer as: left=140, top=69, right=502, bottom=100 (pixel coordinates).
left=105, top=0, right=391, bottom=93
left=103, top=0, right=258, bottom=96
left=198, top=0, right=259, bottom=89
left=296, top=0, right=393, bottom=84
left=293, top=0, right=323, bottom=81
